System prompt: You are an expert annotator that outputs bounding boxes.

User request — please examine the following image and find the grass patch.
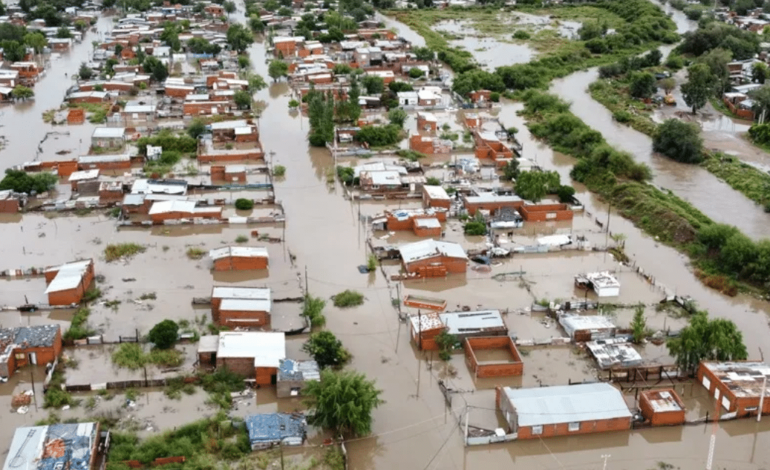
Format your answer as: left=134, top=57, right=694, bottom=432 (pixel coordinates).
left=186, top=247, right=206, bottom=259
left=588, top=78, right=658, bottom=136
left=235, top=235, right=248, bottom=243
left=111, top=343, right=184, bottom=370
left=63, top=307, right=95, bottom=341
left=701, top=154, right=770, bottom=207
left=70, top=102, right=109, bottom=124
left=104, top=243, right=146, bottom=262
left=199, top=368, right=246, bottom=411
left=82, top=287, right=102, bottom=302
left=164, top=376, right=197, bottom=400
left=332, top=290, right=364, bottom=308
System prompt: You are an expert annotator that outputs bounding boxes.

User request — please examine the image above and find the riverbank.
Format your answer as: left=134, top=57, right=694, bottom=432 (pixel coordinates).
left=589, top=74, right=770, bottom=208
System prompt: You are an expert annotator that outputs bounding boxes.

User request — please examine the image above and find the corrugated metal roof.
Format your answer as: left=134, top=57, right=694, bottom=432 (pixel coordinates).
left=92, top=127, right=125, bottom=138
left=217, top=332, right=285, bottom=367
left=68, top=170, right=100, bottom=181
left=220, top=298, right=271, bottom=313
left=278, top=359, right=320, bottom=382
left=439, top=310, right=505, bottom=336
left=3, top=422, right=98, bottom=470
left=245, top=413, right=305, bottom=444
left=559, top=314, right=616, bottom=338
left=78, top=154, right=130, bottom=164
left=399, top=239, right=467, bottom=264
left=212, top=287, right=271, bottom=300
left=209, top=246, right=268, bottom=261
left=148, top=200, right=196, bottom=214
left=504, top=383, right=631, bottom=427
left=44, top=260, right=91, bottom=294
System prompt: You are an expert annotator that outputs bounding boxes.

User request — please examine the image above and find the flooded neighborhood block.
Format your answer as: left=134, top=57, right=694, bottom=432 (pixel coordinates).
left=698, top=361, right=770, bottom=418
left=209, top=246, right=269, bottom=272
left=639, top=389, right=686, bottom=426
left=210, top=286, right=271, bottom=327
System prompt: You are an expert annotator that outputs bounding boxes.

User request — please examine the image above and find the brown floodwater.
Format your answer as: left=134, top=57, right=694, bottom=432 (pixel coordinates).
left=2, top=5, right=770, bottom=470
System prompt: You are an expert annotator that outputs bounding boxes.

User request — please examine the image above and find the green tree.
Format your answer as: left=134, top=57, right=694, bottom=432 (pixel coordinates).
left=23, top=32, right=47, bottom=54
left=514, top=170, right=560, bottom=202
left=55, top=26, right=72, bottom=39
left=0, top=40, right=25, bottom=62
left=387, top=108, right=407, bottom=128
left=408, top=67, right=424, bottom=79
left=753, top=62, right=768, bottom=84
left=660, top=77, right=676, bottom=94
left=249, top=14, right=265, bottom=33
left=143, top=56, right=168, bottom=82
left=629, top=72, right=656, bottom=99
left=697, top=48, right=732, bottom=96
left=502, top=159, right=520, bottom=181
left=555, top=185, right=575, bottom=203
left=0, top=169, right=56, bottom=193
left=361, top=75, right=384, bottom=95
left=667, top=311, right=747, bottom=374
left=160, top=22, right=181, bottom=51
left=579, top=20, right=606, bottom=40
left=246, top=73, right=267, bottom=94
left=302, top=295, right=326, bottom=327
left=233, top=90, right=252, bottom=109
left=78, top=63, right=93, bottom=80
left=652, top=119, right=703, bottom=164
left=411, top=46, right=434, bottom=61
left=238, top=55, right=250, bottom=69
left=681, top=63, right=713, bottom=114
left=235, top=198, right=254, bottom=210
left=268, top=59, right=289, bottom=81
left=223, top=0, right=236, bottom=13
left=147, top=319, right=179, bottom=349
left=303, top=370, right=384, bottom=437
left=187, top=118, right=207, bottom=139
left=226, top=24, right=253, bottom=53
left=631, top=305, right=646, bottom=344
left=11, top=85, right=33, bottom=100
left=302, top=331, right=351, bottom=369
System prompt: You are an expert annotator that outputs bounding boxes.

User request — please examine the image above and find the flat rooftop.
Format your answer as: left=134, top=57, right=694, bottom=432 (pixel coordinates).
left=703, top=361, right=770, bottom=398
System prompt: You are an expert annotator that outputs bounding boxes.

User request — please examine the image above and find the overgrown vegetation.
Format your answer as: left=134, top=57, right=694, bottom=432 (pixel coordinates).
left=302, top=295, right=327, bottom=328
left=303, top=370, right=383, bottom=437
left=104, top=243, right=146, bottom=262
left=186, top=247, right=206, bottom=260
left=435, top=331, right=459, bottom=361
left=0, top=169, right=58, bottom=194
left=667, top=310, right=747, bottom=374
left=111, top=343, right=183, bottom=370
left=234, top=198, right=254, bottom=210
left=303, top=331, right=351, bottom=369
left=63, top=307, right=95, bottom=341
left=333, top=289, right=364, bottom=307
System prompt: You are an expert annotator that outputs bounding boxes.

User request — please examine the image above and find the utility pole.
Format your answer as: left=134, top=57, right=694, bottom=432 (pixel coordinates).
left=601, top=454, right=611, bottom=470
left=758, top=375, right=767, bottom=422
left=604, top=201, right=612, bottom=249
left=304, top=265, right=308, bottom=296
left=464, top=406, right=470, bottom=447
left=30, top=367, right=37, bottom=411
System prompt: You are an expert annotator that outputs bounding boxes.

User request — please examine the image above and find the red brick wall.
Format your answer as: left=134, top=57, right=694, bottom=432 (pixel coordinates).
left=517, top=417, right=631, bottom=439
left=78, top=161, right=131, bottom=171
left=46, top=262, right=94, bottom=306
left=0, top=198, right=19, bottom=213
left=464, top=200, right=523, bottom=216
left=275, top=43, right=296, bottom=57
left=219, top=310, right=270, bottom=328
left=184, top=102, right=229, bottom=115
left=197, top=151, right=264, bottom=163
left=413, top=224, right=441, bottom=237
left=150, top=209, right=221, bottom=223
left=99, top=190, right=123, bottom=203
left=410, top=135, right=434, bottom=154
left=639, top=389, right=686, bottom=426
left=166, top=87, right=193, bottom=98
left=417, top=117, right=437, bottom=132
left=212, top=256, right=269, bottom=271
left=256, top=366, right=277, bottom=385
left=217, top=356, right=254, bottom=377
left=424, top=195, right=451, bottom=210
left=696, top=363, right=770, bottom=417
left=464, top=336, right=523, bottom=378
left=405, top=256, right=466, bottom=275
left=519, top=203, right=573, bottom=222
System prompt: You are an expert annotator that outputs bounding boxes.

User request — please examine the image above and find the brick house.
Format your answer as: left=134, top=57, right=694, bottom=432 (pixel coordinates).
left=0, top=190, right=23, bottom=213
left=462, top=193, right=522, bottom=216
left=199, top=331, right=285, bottom=385
left=91, top=127, right=126, bottom=149
left=411, top=310, right=508, bottom=351
left=0, top=325, right=62, bottom=379
left=44, top=259, right=95, bottom=306
left=377, top=209, right=446, bottom=236
left=211, top=286, right=272, bottom=328
left=519, top=202, right=573, bottom=222
left=468, top=89, right=491, bottom=103
left=77, top=154, right=133, bottom=171
left=416, top=112, right=437, bottom=132
left=408, top=312, right=445, bottom=350
left=464, top=336, right=523, bottom=378
left=398, top=239, right=467, bottom=276
left=422, top=185, right=451, bottom=209
left=98, top=181, right=123, bottom=204
left=209, top=246, right=269, bottom=271
left=273, top=37, right=304, bottom=57
left=148, top=200, right=222, bottom=223
left=4, top=423, right=103, bottom=470
left=276, top=359, right=320, bottom=398
left=211, top=165, right=247, bottom=183
left=496, top=383, right=632, bottom=439
left=639, top=389, right=686, bottom=426
left=697, top=361, right=770, bottom=418
left=474, top=131, right=514, bottom=167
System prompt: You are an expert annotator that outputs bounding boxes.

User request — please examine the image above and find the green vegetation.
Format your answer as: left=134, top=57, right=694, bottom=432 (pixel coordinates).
left=630, top=305, right=646, bottom=344
left=667, top=310, right=747, bottom=374
left=148, top=320, right=179, bottom=349
left=388, top=108, right=408, bottom=128
left=226, top=24, right=253, bottom=53
left=652, top=119, right=704, bottom=164
left=235, top=235, right=248, bottom=243
left=702, top=154, right=770, bottom=207
left=367, top=254, right=377, bottom=272
left=337, top=166, right=355, bottom=186
left=515, top=170, right=560, bottom=202
left=143, top=150, right=183, bottom=176
left=63, top=307, right=95, bottom=341
left=199, top=367, right=245, bottom=410
left=268, top=59, right=289, bottom=81
left=302, top=295, right=327, bottom=328
left=234, top=198, right=254, bottom=210
left=186, top=247, right=205, bottom=260
left=111, top=343, right=184, bottom=370
left=44, top=369, right=77, bottom=409
left=0, top=169, right=58, bottom=194
left=434, top=331, right=459, bottom=361
left=303, top=331, right=351, bottom=369
left=303, top=370, right=383, bottom=436
left=108, top=413, right=251, bottom=466
left=136, top=130, right=197, bottom=155
left=272, top=164, right=286, bottom=176
left=356, top=124, right=402, bottom=147
left=333, top=289, right=364, bottom=308
left=425, top=177, right=441, bottom=186
left=588, top=78, right=658, bottom=136
left=464, top=218, right=486, bottom=236
left=82, top=287, right=102, bottom=302
left=164, top=377, right=196, bottom=400
left=104, top=243, right=146, bottom=262
left=396, top=149, right=426, bottom=162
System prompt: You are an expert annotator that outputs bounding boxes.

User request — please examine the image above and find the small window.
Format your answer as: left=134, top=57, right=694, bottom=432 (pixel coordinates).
left=531, top=425, right=543, bottom=435
left=568, top=422, right=580, bottom=432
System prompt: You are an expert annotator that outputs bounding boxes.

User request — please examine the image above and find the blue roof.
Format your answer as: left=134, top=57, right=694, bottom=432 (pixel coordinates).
left=3, top=423, right=98, bottom=470
left=245, top=413, right=306, bottom=444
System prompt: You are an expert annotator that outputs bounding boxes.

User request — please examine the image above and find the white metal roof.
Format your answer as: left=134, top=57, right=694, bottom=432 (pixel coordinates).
left=559, top=314, right=616, bottom=338
left=504, top=383, right=631, bottom=427
left=78, top=154, right=130, bottom=164
left=148, top=199, right=196, bottom=214
left=217, top=331, right=285, bottom=367
left=464, top=193, right=521, bottom=204
left=92, top=127, right=125, bottom=139
left=399, top=239, right=467, bottom=264
left=44, top=260, right=91, bottom=294
left=423, top=185, right=450, bottom=200
left=68, top=169, right=100, bottom=181
left=210, top=119, right=249, bottom=130
left=212, top=286, right=271, bottom=300
left=414, top=218, right=441, bottom=228
left=220, top=298, right=271, bottom=312
left=209, top=246, right=269, bottom=260
left=365, top=170, right=402, bottom=186
left=585, top=271, right=620, bottom=289
left=439, top=310, right=504, bottom=335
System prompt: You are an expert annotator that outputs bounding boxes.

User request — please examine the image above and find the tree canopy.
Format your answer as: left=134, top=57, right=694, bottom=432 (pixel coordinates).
left=268, top=60, right=288, bottom=81
left=652, top=119, right=703, bottom=164
left=0, top=169, right=56, bottom=193
left=667, top=311, right=747, bottom=374
left=514, top=170, right=560, bottom=202
left=302, top=331, right=351, bottom=369
left=226, top=24, right=253, bottom=53
left=148, top=319, right=179, bottom=350
left=303, top=369, right=384, bottom=437
left=681, top=63, right=713, bottom=114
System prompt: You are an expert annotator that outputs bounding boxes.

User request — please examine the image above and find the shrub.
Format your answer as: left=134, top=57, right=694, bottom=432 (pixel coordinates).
left=302, top=331, right=351, bottom=368
left=425, top=177, right=441, bottom=186
left=556, top=185, right=576, bottom=203
left=0, top=169, right=58, bottom=194
left=512, top=30, right=530, bottom=40
left=234, top=198, right=254, bottom=210
left=464, top=220, right=486, bottom=236
left=273, top=165, right=286, bottom=176
left=333, top=290, right=364, bottom=308
left=652, top=119, right=704, bottom=163
left=104, top=243, right=145, bottom=262
left=186, top=247, right=205, bottom=259
left=613, top=110, right=632, bottom=122
left=148, top=320, right=179, bottom=349
left=408, top=67, right=424, bottom=79
left=63, top=307, right=94, bottom=341
left=235, top=235, right=248, bottom=243
left=490, top=92, right=500, bottom=102
left=302, top=295, right=326, bottom=327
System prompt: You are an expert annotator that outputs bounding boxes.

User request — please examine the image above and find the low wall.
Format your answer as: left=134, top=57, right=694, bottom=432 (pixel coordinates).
left=464, top=336, right=523, bottom=378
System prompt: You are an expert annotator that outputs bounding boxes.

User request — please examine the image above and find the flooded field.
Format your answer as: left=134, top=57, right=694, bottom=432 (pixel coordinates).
left=2, top=3, right=770, bottom=470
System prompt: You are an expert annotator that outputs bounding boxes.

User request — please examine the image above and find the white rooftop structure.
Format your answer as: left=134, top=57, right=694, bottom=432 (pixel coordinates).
left=220, top=298, right=272, bottom=313
left=408, top=311, right=443, bottom=333
left=217, top=332, right=285, bottom=368
left=209, top=246, right=269, bottom=260
left=68, top=169, right=100, bottom=182
left=423, top=185, right=450, bottom=201
left=44, top=259, right=91, bottom=294
left=212, top=286, right=271, bottom=300
left=365, top=170, right=402, bottom=186
left=353, top=161, right=407, bottom=177
left=502, top=383, right=631, bottom=427
left=149, top=199, right=196, bottom=214
left=559, top=314, right=616, bottom=340
left=131, top=179, right=187, bottom=195
left=399, top=239, right=467, bottom=264
left=439, top=310, right=505, bottom=336
left=78, top=154, right=131, bottom=164
left=585, top=271, right=620, bottom=297
left=414, top=218, right=441, bottom=229
left=464, top=192, right=521, bottom=204
left=92, top=127, right=125, bottom=139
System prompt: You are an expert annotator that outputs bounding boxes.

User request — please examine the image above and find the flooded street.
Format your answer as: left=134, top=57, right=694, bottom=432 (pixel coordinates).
left=2, top=3, right=770, bottom=470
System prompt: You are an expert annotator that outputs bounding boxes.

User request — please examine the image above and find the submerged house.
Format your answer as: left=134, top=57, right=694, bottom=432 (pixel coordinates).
left=198, top=331, right=285, bottom=385
left=398, top=239, right=467, bottom=277
left=209, top=246, right=269, bottom=271
left=210, top=286, right=272, bottom=328
left=697, top=361, right=770, bottom=418
left=276, top=359, right=320, bottom=398
left=0, top=325, right=62, bottom=379
left=496, top=383, right=632, bottom=439
left=244, top=413, right=306, bottom=450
